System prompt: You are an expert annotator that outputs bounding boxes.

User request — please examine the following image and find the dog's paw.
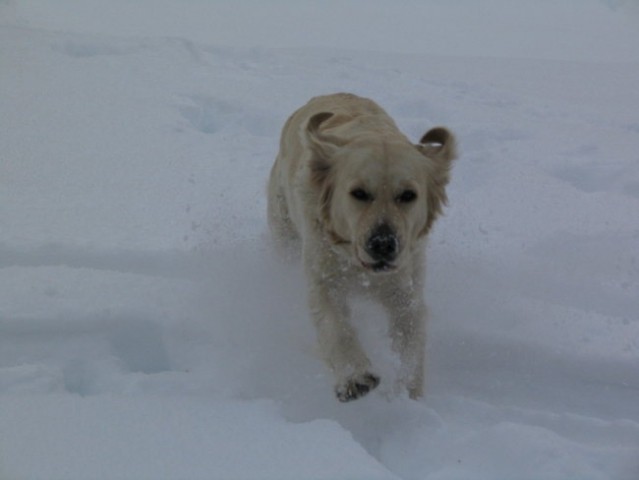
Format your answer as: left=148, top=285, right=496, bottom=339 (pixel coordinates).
left=335, top=373, right=380, bottom=402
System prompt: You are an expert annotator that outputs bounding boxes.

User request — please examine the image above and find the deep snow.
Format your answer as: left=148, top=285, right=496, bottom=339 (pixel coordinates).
left=1, top=1, right=639, bottom=479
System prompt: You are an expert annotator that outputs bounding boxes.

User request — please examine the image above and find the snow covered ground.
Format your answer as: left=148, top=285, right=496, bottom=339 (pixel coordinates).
left=1, top=1, right=638, bottom=479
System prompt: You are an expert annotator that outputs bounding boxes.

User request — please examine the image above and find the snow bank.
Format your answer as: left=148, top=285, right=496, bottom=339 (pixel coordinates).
left=0, top=396, right=398, bottom=480
left=7, top=0, right=639, bottom=62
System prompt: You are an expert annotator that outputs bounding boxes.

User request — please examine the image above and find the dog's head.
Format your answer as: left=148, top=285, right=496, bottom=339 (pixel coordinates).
left=305, top=112, right=456, bottom=273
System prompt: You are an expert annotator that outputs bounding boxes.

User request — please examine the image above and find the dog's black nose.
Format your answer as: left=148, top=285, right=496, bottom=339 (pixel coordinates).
left=366, top=224, right=398, bottom=262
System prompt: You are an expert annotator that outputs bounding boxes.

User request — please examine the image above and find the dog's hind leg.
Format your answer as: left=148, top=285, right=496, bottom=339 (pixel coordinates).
left=267, top=174, right=300, bottom=258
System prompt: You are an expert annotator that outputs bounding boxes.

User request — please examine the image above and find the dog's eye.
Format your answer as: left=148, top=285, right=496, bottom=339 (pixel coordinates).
left=350, top=188, right=372, bottom=202
left=396, top=190, right=417, bottom=203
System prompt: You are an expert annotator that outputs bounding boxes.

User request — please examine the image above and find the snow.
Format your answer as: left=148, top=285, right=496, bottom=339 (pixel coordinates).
left=1, top=1, right=638, bottom=479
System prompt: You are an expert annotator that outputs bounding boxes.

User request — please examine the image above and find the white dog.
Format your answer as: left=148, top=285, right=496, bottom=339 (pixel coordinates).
left=268, top=93, right=456, bottom=402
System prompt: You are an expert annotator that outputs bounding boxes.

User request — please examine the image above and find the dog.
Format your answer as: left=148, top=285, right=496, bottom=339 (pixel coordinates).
left=268, top=93, right=456, bottom=402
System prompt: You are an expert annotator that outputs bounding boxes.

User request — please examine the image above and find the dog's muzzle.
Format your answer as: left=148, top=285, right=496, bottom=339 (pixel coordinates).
left=364, top=224, right=399, bottom=271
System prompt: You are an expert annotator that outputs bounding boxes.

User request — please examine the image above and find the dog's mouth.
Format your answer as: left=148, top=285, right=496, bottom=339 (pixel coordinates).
left=360, top=259, right=397, bottom=273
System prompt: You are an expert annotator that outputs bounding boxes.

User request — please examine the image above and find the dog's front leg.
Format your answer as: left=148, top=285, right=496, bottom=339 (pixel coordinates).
left=307, top=270, right=379, bottom=402
left=379, top=282, right=426, bottom=400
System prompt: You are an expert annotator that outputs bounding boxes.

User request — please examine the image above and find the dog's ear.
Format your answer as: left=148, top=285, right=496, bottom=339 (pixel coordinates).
left=416, top=127, right=457, bottom=236
left=304, top=112, right=346, bottom=185
left=417, top=127, right=456, bottom=164
left=304, top=112, right=341, bottom=227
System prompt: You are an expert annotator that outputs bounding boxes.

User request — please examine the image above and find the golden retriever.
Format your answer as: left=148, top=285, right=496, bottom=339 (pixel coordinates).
left=268, top=93, right=456, bottom=402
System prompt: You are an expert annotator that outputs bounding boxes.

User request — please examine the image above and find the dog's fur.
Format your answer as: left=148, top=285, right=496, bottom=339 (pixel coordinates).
left=268, top=93, right=456, bottom=402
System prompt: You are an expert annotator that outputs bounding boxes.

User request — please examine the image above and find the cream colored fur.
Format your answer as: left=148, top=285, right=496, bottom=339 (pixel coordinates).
left=268, top=93, right=456, bottom=402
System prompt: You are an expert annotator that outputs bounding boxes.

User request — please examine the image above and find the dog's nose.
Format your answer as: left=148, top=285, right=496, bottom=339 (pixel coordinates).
left=366, top=224, right=398, bottom=262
